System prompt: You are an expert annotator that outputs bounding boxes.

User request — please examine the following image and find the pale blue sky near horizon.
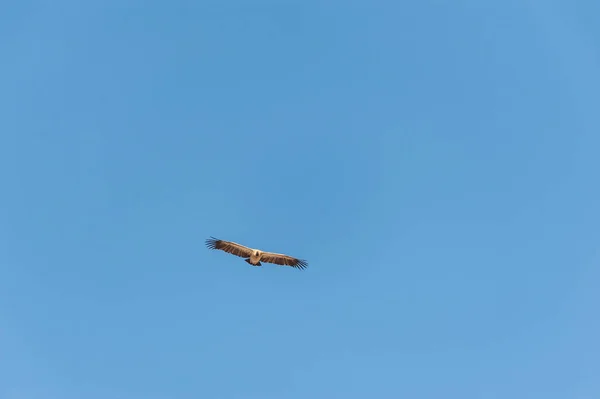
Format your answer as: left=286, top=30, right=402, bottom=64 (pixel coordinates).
left=1, top=1, right=599, bottom=398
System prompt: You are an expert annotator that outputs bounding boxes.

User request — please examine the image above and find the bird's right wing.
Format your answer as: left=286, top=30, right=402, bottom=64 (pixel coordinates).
left=205, top=237, right=254, bottom=258
left=259, top=251, right=308, bottom=270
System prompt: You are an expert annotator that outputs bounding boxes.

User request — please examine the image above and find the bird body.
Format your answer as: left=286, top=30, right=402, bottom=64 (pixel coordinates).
left=205, top=237, right=308, bottom=270
left=248, top=250, right=262, bottom=265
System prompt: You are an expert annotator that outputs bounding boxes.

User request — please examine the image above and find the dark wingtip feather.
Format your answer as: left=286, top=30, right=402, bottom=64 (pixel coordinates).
left=293, top=259, right=308, bottom=270
left=205, top=236, right=220, bottom=249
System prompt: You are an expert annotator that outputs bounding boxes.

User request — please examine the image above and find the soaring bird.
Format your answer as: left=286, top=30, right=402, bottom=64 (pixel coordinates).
left=205, top=236, right=308, bottom=270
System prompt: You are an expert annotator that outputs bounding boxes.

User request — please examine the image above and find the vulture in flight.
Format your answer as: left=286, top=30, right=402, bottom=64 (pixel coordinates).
left=205, top=236, right=308, bottom=270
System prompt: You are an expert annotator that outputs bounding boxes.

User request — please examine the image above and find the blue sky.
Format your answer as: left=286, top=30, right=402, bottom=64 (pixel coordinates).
left=1, top=1, right=599, bottom=398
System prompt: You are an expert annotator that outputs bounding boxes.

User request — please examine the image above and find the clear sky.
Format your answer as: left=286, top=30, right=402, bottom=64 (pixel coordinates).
left=1, top=1, right=599, bottom=398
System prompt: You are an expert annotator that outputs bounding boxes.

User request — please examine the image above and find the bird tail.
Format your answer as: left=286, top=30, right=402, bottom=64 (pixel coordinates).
left=245, top=259, right=261, bottom=266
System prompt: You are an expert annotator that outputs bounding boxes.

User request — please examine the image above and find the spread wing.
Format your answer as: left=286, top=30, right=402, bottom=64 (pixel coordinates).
left=260, top=251, right=308, bottom=270
left=205, top=237, right=254, bottom=258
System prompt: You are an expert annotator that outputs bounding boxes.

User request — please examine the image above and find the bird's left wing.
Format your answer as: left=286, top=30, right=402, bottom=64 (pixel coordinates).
left=260, top=251, right=308, bottom=270
left=205, top=237, right=254, bottom=258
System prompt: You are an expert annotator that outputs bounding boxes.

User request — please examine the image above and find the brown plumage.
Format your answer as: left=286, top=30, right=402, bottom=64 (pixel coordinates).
left=205, top=236, right=308, bottom=270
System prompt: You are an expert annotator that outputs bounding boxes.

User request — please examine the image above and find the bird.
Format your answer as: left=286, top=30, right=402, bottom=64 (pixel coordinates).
left=205, top=236, right=308, bottom=270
